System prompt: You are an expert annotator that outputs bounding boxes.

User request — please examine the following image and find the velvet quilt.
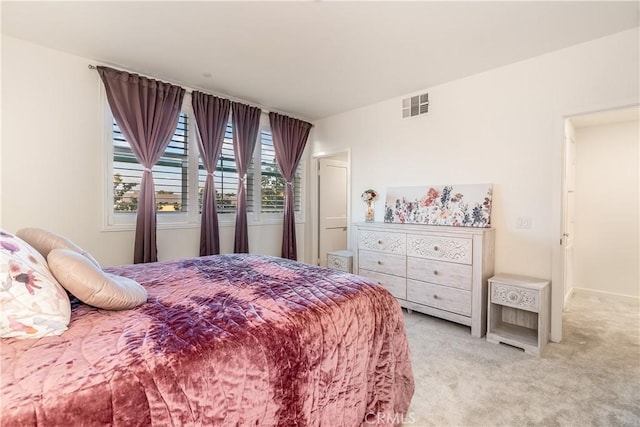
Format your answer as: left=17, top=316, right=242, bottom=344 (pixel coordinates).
left=1, top=254, right=414, bottom=426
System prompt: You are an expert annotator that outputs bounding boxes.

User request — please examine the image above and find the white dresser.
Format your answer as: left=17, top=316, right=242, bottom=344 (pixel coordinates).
left=355, top=223, right=495, bottom=337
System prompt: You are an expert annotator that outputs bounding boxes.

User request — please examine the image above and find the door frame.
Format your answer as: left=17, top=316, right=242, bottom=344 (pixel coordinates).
left=310, top=149, right=351, bottom=266
left=562, top=121, right=576, bottom=309
left=551, top=101, right=638, bottom=343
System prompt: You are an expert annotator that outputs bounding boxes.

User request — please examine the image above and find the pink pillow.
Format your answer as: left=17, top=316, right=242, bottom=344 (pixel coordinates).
left=0, top=230, right=71, bottom=339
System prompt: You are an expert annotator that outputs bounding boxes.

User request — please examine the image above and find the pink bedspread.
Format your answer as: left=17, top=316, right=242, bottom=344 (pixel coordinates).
left=1, top=254, right=414, bottom=426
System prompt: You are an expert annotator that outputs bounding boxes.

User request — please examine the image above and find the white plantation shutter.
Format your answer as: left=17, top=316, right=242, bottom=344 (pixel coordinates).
left=197, top=123, right=254, bottom=214
left=111, top=110, right=302, bottom=224
left=259, top=130, right=301, bottom=213
left=197, top=123, right=234, bottom=213
left=113, top=113, right=189, bottom=213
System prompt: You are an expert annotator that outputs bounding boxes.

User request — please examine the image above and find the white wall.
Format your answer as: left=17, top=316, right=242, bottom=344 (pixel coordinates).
left=313, top=28, right=638, bottom=278
left=1, top=36, right=307, bottom=267
left=574, top=119, right=639, bottom=298
left=311, top=28, right=639, bottom=339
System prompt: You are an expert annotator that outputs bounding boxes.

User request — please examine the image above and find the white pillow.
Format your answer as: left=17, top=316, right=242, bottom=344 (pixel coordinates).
left=47, top=248, right=147, bottom=310
left=0, top=230, right=71, bottom=339
left=16, top=227, right=100, bottom=268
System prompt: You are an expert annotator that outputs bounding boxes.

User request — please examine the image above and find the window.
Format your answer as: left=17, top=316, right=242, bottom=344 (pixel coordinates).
left=112, top=113, right=189, bottom=214
left=259, top=130, right=302, bottom=213
left=196, top=126, right=302, bottom=217
left=197, top=123, right=254, bottom=214
left=107, top=97, right=304, bottom=229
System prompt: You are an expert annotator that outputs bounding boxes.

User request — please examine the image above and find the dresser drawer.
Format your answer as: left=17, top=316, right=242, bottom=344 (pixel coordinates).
left=358, top=230, right=406, bottom=255
left=407, top=257, right=472, bottom=290
left=360, top=269, right=406, bottom=300
left=407, top=279, right=471, bottom=316
left=490, top=283, right=539, bottom=312
left=358, top=250, right=406, bottom=277
left=406, top=234, right=472, bottom=265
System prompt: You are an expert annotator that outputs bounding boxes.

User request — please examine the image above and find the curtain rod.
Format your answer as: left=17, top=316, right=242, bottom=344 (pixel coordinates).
left=87, top=64, right=311, bottom=123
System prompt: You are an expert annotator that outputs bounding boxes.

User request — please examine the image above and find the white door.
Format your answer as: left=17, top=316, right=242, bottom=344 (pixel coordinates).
left=318, top=158, right=348, bottom=267
left=562, top=130, right=577, bottom=307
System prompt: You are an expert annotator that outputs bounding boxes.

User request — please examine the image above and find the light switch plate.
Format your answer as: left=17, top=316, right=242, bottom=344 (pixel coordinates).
left=516, top=216, right=532, bottom=229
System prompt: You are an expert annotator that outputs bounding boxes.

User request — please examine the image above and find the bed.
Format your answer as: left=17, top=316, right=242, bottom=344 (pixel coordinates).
left=1, top=252, right=414, bottom=426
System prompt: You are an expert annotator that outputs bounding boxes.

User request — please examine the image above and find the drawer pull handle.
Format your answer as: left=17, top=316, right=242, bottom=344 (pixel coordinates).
left=377, top=261, right=383, bottom=265
left=433, top=294, right=439, bottom=299
left=433, top=270, right=439, bottom=275
left=433, top=246, right=439, bottom=251
left=378, top=240, right=384, bottom=245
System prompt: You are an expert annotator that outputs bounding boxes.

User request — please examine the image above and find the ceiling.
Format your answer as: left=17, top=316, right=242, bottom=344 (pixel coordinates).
left=2, top=1, right=638, bottom=121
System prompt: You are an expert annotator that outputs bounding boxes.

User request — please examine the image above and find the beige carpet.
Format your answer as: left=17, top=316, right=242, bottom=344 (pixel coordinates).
left=403, top=290, right=640, bottom=426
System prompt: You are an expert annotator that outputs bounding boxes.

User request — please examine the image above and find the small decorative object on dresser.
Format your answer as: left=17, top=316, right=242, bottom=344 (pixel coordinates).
left=327, top=250, right=353, bottom=273
left=355, top=222, right=495, bottom=337
left=361, top=189, right=378, bottom=222
left=486, top=274, right=550, bottom=356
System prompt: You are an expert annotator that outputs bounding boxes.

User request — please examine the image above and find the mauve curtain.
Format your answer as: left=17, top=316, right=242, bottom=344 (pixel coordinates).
left=231, top=102, right=261, bottom=253
left=268, top=112, right=312, bottom=260
left=97, top=66, right=185, bottom=264
left=192, top=92, right=231, bottom=256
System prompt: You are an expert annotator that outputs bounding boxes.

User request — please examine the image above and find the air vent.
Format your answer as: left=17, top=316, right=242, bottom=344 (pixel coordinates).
left=402, top=93, right=429, bottom=118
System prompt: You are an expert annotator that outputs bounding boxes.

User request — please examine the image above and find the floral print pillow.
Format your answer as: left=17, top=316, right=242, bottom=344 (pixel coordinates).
left=1, top=230, right=71, bottom=339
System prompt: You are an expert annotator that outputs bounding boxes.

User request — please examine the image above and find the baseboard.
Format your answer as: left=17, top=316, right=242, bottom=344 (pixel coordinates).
left=571, top=287, right=640, bottom=302
left=563, top=287, right=575, bottom=309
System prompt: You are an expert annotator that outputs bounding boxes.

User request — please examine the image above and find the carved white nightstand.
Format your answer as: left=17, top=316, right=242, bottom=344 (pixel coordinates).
left=487, top=274, right=550, bottom=356
left=327, top=250, right=353, bottom=273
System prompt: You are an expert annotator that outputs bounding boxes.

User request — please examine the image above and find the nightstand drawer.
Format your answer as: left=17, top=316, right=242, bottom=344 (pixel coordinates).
left=407, top=257, right=472, bottom=290
left=360, top=269, right=406, bottom=300
left=406, top=234, right=472, bottom=264
left=327, top=250, right=352, bottom=273
left=407, top=279, right=471, bottom=316
left=490, top=283, right=539, bottom=312
left=358, top=250, right=406, bottom=277
left=358, top=230, right=406, bottom=255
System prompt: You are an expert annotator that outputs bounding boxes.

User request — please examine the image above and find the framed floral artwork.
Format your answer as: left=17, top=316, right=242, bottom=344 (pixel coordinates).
left=384, top=184, right=493, bottom=227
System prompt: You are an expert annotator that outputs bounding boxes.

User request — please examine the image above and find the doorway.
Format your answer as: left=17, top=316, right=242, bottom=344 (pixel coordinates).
left=313, top=152, right=350, bottom=267
left=561, top=106, right=639, bottom=306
